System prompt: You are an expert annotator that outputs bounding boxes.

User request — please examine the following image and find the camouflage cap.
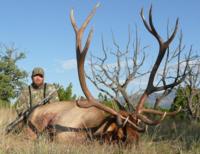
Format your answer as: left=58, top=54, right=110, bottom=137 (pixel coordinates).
left=32, top=67, right=44, bottom=77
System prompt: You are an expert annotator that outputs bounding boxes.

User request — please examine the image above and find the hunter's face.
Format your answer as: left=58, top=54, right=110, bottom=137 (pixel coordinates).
left=32, top=75, right=44, bottom=87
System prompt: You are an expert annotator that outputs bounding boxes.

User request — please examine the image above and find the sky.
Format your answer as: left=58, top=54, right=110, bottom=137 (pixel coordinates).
left=0, top=0, right=199, bottom=97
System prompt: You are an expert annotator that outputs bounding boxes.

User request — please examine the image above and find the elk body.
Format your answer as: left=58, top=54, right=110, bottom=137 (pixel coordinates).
left=27, top=101, right=106, bottom=142
left=21, top=4, right=190, bottom=144
left=27, top=101, right=141, bottom=143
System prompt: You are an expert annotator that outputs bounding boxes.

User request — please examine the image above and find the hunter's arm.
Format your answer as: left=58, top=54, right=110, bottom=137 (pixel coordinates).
left=16, top=88, right=29, bottom=115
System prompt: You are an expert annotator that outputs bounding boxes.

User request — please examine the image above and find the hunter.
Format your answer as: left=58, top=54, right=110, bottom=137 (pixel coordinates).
left=16, top=67, right=59, bottom=116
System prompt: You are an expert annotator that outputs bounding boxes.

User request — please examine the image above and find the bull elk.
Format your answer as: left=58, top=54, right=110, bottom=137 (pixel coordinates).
left=17, top=4, right=188, bottom=144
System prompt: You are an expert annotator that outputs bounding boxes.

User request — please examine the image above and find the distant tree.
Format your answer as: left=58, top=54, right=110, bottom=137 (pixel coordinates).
left=171, top=60, right=200, bottom=120
left=98, top=92, right=119, bottom=110
left=171, top=86, right=190, bottom=119
left=0, top=44, right=27, bottom=105
left=54, top=83, right=76, bottom=101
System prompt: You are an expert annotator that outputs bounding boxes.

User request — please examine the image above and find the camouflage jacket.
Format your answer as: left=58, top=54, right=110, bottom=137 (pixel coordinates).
left=16, top=83, right=59, bottom=115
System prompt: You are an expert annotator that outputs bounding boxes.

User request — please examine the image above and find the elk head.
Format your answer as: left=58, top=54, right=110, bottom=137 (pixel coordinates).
left=70, top=4, right=189, bottom=143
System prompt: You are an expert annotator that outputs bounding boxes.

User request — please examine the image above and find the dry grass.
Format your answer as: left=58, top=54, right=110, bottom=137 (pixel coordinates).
left=0, top=108, right=200, bottom=154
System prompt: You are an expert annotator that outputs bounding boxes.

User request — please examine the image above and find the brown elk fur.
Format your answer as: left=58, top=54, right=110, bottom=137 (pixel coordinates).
left=23, top=101, right=140, bottom=143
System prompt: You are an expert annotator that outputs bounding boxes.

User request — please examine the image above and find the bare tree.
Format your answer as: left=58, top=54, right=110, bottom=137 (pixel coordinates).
left=86, top=27, right=148, bottom=111
left=86, top=6, right=193, bottom=113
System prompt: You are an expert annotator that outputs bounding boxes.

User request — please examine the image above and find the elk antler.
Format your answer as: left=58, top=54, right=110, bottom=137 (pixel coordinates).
left=134, top=6, right=185, bottom=125
left=70, top=4, right=145, bottom=132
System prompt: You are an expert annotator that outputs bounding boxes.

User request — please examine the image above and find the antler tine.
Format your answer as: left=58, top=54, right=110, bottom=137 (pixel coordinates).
left=140, top=6, right=163, bottom=45
left=137, top=112, right=167, bottom=125
left=141, top=5, right=178, bottom=48
left=83, top=29, right=93, bottom=55
left=140, top=8, right=152, bottom=34
left=76, top=99, right=119, bottom=116
left=136, top=106, right=181, bottom=125
left=165, top=18, right=179, bottom=46
left=148, top=5, right=163, bottom=45
left=70, top=3, right=99, bottom=54
left=81, top=3, right=100, bottom=35
left=70, top=9, right=78, bottom=34
left=141, top=106, right=182, bottom=115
